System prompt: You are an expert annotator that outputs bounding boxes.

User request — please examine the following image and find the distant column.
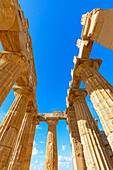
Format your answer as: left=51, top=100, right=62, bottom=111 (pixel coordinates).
left=72, top=89, right=113, bottom=169
left=0, top=52, right=26, bottom=106
left=74, top=58, right=113, bottom=151
left=67, top=106, right=87, bottom=170
left=44, top=120, right=58, bottom=170
left=0, top=85, right=32, bottom=169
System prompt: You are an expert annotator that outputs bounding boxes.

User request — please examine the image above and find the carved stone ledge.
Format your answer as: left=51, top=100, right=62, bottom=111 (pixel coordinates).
left=81, top=8, right=103, bottom=40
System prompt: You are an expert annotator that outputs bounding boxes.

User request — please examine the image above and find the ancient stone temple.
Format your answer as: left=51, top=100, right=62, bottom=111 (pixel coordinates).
left=0, top=0, right=113, bottom=169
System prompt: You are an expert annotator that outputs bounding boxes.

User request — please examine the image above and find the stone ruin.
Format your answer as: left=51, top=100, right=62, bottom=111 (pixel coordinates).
left=0, top=1, right=113, bottom=169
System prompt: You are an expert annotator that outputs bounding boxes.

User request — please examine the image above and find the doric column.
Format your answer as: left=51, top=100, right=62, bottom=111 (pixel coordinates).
left=0, top=85, right=32, bottom=169
left=67, top=106, right=86, bottom=170
left=0, top=51, right=27, bottom=106
left=44, top=120, right=58, bottom=170
left=72, top=89, right=113, bottom=170
left=73, top=57, right=113, bottom=151
left=23, top=117, right=39, bottom=170
left=12, top=104, right=37, bottom=170
left=0, top=94, right=22, bottom=141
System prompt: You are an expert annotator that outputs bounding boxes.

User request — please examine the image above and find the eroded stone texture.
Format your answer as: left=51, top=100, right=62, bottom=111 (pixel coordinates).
left=0, top=85, right=32, bottom=169
left=0, top=0, right=37, bottom=169
left=100, top=131, right=113, bottom=162
left=67, top=106, right=86, bottom=170
left=71, top=89, right=113, bottom=170
left=12, top=104, right=37, bottom=170
left=23, top=117, right=38, bottom=170
left=72, top=58, right=113, bottom=151
left=44, top=120, right=58, bottom=170
left=76, top=39, right=93, bottom=59
left=81, top=8, right=113, bottom=50
left=0, top=52, right=27, bottom=106
left=37, top=111, right=67, bottom=121
left=0, top=0, right=37, bottom=111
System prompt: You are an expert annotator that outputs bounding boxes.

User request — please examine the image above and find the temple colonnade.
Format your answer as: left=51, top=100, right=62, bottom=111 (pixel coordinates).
left=0, top=1, right=113, bottom=169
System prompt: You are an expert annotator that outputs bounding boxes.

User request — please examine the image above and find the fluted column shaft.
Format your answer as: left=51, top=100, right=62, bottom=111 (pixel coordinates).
left=73, top=89, right=113, bottom=170
left=0, top=86, right=32, bottom=169
left=44, top=120, right=58, bottom=170
left=80, top=63, right=113, bottom=151
left=67, top=106, right=86, bottom=170
left=0, top=94, right=22, bottom=141
left=23, top=118, right=38, bottom=170
left=12, top=105, right=37, bottom=170
left=0, top=52, right=26, bottom=106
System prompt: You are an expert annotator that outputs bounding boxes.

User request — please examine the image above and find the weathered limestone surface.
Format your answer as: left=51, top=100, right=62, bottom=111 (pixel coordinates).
left=0, top=86, right=32, bottom=169
left=71, top=89, right=113, bottom=170
left=0, top=94, right=22, bottom=141
left=0, top=0, right=37, bottom=169
left=37, top=111, right=66, bottom=121
left=100, top=131, right=113, bottom=162
left=0, top=0, right=37, bottom=110
left=72, top=58, right=113, bottom=151
left=76, top=39, right=93, bottom=58
left=44, top=120, right=58, bottom=170
left=0, top=52, right=27, bottom=106
left=81, top=8, right=113, bottom=50
left=23, top=118, right=38, bottom=170
left=12, top=104, right=37, bottom=170
left=67, top=106, right=86, bottom=170
left=0, top=0, right=24, bottom=31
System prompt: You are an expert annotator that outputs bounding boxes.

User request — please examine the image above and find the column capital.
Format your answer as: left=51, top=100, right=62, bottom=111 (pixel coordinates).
left=0, top=51, right=26, bottom=67
left=46, top=119, right=58, bottom=126
left=72, top=57, right=102, bottom=80
left=13, top=85, right=34, bottom=100
left=66, top=106, right=75, bottom=113
left=33, top=117, right=39, bottom=125
left=68, top=88, right=87, bottom=104
left=26, top=105, right=37, bottom=117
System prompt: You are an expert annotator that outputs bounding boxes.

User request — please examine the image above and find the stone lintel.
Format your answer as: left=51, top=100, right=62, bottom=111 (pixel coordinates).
left=81, top=8, right=103, bottom=40
left=72, top=57, right=102, bottom=80
left=76, top=39, right=93, bottom=59
left=0, top=0, right=29, bottom=31
left=37, top=112, right=67, bottom=121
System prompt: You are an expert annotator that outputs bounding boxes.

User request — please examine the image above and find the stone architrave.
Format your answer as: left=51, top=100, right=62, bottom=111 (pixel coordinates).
left=81, top=8, right=113, bottom=50
left=76, top=39, right=93, bottom=59
left=0, top=85, right=33, bottom=169
left=0, top=0, right=22, bottom=31
left=67, top=106, right=87, bottom=170
left=12, top=105, right=37, bottom=170
left=0, top=52, right=27, bottom=106
left=44, top=120, right=58, bottom=170
left=23, top=117, right=39, bottom=170
left=72, top=58, right=113, bottom=151
left=71, top=89, right=113, bottom=170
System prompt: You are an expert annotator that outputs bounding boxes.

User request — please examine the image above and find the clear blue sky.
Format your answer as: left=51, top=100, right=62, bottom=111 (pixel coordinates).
left=0, top=0, right=113, bottom=169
